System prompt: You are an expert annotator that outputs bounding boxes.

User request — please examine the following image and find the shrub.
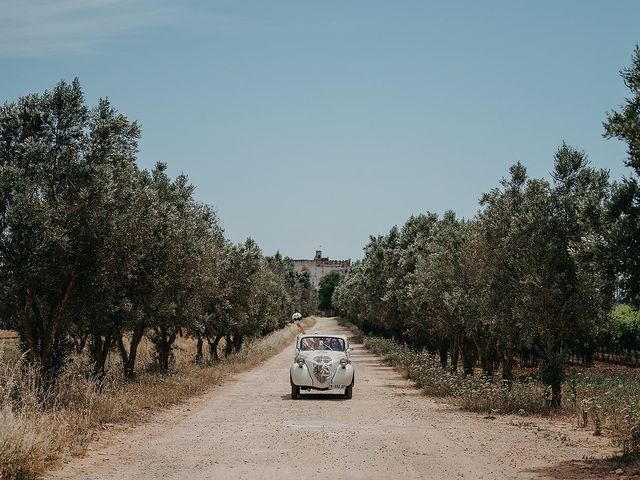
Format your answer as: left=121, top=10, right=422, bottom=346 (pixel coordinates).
left=364, top=333, right=640, bottom=460
left=364, top=336, right=548, bottom=414
left=0, top=318, right=315, bottom=479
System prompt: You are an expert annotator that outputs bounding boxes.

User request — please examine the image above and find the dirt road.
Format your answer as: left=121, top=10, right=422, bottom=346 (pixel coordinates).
left=49, top=318, right=611, bottom=480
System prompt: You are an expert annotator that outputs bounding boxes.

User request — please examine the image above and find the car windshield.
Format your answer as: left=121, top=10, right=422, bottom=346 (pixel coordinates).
left=299, top=336, right=345, bottom=352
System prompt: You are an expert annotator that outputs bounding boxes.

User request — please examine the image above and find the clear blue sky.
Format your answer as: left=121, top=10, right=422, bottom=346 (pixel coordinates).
left=1, top=1, right=638, bottom=260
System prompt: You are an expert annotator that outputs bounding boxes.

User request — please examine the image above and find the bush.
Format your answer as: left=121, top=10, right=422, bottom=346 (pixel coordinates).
left=364, top=336, right=547, bottom=414
left=0, top=318, right=315, bottom=479
left=576, top=370, right=640, bottom=458
left=364, top=333, right=640, bottom=459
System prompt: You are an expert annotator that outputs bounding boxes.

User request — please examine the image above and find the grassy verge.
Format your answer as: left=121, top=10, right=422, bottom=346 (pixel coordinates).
left=0, top=317, right=315, bottom=479
left=338, top=318, right=640, bottom=460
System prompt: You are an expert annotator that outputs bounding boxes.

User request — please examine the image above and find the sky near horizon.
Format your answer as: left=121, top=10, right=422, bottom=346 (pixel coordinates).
left=1, top=1, right=638, bottom=260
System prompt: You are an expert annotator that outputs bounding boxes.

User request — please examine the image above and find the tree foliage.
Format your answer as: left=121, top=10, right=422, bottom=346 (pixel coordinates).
left=336, top=45, right=640, bottom=407
left=0, top=80, right=316, bottom=385
left=318, top=271, right=342, bottom=311
left=604, top=45, right=640, bottom=308
left=335, top=146, right=613, bottom=407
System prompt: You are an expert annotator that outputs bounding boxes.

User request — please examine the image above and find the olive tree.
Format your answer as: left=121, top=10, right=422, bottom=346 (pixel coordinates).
left=0, top=79, right=141, bottom=384
left=318, top=271, right=342, bottom=312
left=604, top=45, right=640, bottom=308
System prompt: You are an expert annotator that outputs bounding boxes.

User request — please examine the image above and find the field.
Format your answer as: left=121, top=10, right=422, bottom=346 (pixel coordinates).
left=0, top=318, right=316, bottom=479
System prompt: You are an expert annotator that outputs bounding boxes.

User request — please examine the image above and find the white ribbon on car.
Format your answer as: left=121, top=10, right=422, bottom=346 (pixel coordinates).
left=310, top=354, right=335, bottom=383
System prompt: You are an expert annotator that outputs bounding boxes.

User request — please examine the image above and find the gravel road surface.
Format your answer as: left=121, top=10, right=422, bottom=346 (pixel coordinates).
left=49, top=318, right=610, bottom=480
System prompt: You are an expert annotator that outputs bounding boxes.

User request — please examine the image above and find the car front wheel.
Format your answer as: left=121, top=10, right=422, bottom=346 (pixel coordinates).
left=344, top=381, right=353, bottom=400
left=291, top=382, right=300, bottom=400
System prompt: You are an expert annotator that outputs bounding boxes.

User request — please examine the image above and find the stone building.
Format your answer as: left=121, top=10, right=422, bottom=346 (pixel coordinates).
left=292, top=250, right=351, bottom=288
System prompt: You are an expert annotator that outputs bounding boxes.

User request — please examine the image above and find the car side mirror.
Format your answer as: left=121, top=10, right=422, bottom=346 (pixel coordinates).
left=346, top=348, right=352, bottom=353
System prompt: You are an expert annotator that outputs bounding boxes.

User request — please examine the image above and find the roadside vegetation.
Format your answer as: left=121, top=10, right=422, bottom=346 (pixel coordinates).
left=318, top=271, right=342, bottom=314
left=334, top=45, right=640, bottom=459
left=0, top=80, right=317, bottom=479
left=359, top=333, right=640, bottom=458
left=0, top=317, right=315, bottom=479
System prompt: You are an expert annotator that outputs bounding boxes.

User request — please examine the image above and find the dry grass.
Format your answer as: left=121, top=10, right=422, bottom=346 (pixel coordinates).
left=572, top=367, right=640, bottom=458
left=0, top=317, right=316, bottom=479
left=363, top=336, right=549, bottom=414
left=337, top=318, right=640, bottom=461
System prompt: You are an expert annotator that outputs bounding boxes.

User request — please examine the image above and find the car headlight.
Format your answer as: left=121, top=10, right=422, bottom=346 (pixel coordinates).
left=340, top=358, right=349, bottom=368
left=296, top=357, right=305, bottom=367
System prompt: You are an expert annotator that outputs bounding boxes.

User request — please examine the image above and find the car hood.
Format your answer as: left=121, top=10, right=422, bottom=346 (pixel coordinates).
left=297, top=350, right=346, bottom=386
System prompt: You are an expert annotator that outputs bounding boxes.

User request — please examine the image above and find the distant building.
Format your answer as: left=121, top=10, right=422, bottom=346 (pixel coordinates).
left=292, top=250, right=351, bottom=288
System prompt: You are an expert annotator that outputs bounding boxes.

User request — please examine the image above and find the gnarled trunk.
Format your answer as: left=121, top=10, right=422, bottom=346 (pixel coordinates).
left=501, top=354, right=514, bottom=381
left=19, top=270, right=76, bottom=387
left=224, top=334, right=233, bottom=358
left=208, top=335, right=222, bottom=362
left=195, top=336, right=204, bottom=364
left=551, top=382, right=562, bottom=408
left=450, top=344, right=459, bottom=373
left=439, top=344, right=448, bottom=369
left=153, top=326, right=177, bottom=373
left=117, top=322, right=145, bottom=379
left=462, top=337, right=477, bottom=377
left=91, top=333, right=113, bottom=385
left=233, top=334, right=243, bottom=352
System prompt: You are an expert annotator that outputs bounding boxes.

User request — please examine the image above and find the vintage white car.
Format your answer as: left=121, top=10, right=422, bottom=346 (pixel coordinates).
left=290, top=333, right=354, bottom=399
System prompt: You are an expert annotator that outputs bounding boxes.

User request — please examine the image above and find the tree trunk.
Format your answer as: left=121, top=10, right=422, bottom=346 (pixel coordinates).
left=462, top=337, right=477, bottom=377
left=501, top=354, right=514, bottom=381
left=154, top=327, right=176, bottom=373
left=117, top=322, right=145, bottom=379
left=520, top=348, right=531, bottom=368
left=195, top=336, right=204, bottom=364
left=439, top=344, right=448, bottom=369
left=233, top=334, right=243, bottom=353
left=91, top=333, right=112, bottom=385
left=72, top=333, right=88, bottom=354
left=18, top=272, right=76, bottom=391
left=585, top=350, right=594, bottom=367
left=478, top=344, right=494, bottom=377
left=41, top=270, right=76, bottom=376
left=551, top=382, right=562, bottom=408
left=484, top=359, right=494, bottom=377
left=463, top=356, right=474, bottom=376
left=450, top=345, right=459, bottom=373
left=157, top=343, right=171, bottom=372
left=19, top=288, right=37, bottom=364
left=208, top=335, right=222, bottom=362
left=224, top=334, right=233, bottom=358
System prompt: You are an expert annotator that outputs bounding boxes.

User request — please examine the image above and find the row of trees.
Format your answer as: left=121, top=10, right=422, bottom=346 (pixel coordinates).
left=334, top=46, right=640, bottom=407
left=0, top=79, right=316, bottom=386
left=595, top=306, right=640, bottom=366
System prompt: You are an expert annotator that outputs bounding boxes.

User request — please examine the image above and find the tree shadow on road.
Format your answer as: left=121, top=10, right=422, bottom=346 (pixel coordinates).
left=525, top=457, right=640, bottom=479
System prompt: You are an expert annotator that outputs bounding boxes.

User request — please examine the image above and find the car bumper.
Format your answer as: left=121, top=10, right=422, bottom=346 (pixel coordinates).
left=290, top=363, right=354, bottom=389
